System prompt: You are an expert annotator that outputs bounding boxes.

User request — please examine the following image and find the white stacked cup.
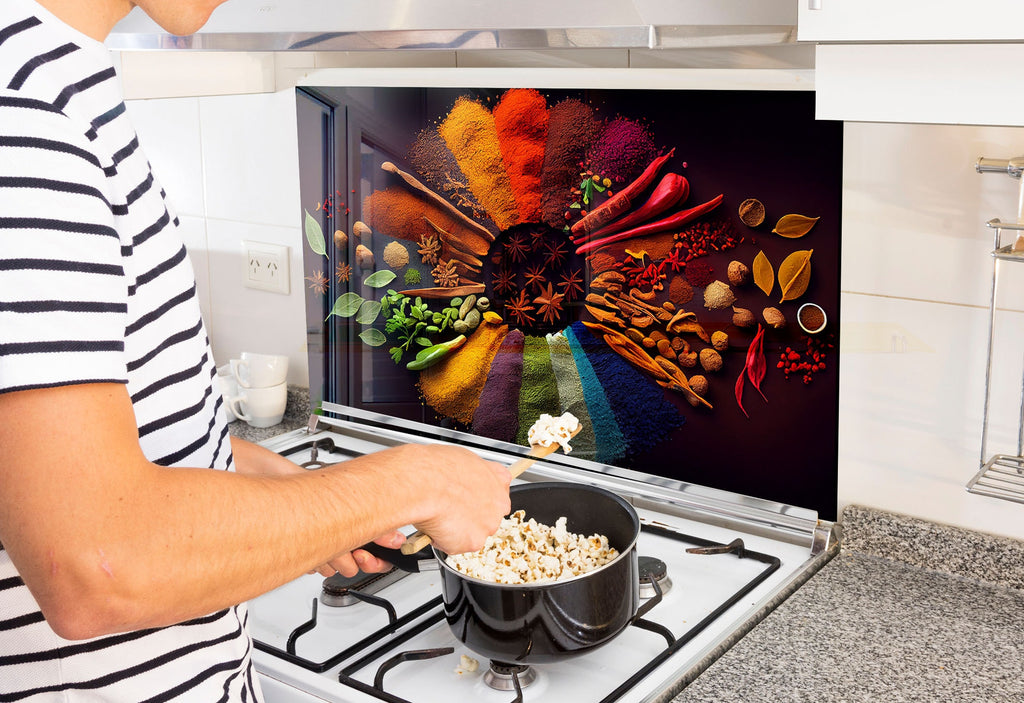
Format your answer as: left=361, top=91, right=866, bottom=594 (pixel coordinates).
left=225, top=352, right=289, bottom=428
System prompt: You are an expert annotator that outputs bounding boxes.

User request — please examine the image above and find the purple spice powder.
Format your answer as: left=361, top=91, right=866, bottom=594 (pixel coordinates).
left=586, top=117, right=657, bottom=185
left=471, top=329, right=525, bottom=443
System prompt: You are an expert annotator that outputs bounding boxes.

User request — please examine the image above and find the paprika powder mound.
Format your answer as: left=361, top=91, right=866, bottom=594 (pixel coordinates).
left=546, top=331, right=597, bottom=461
left=471, top=328, right=525, bottom=443
left=418, top=321, right=509, bottom=424
left=564, top=325, right=627, bottom=464
left=515, top=335, right=562, bottom=446
left=439, top=96, right=521, bottom=231
left=493, top=88, right=549, bottom=224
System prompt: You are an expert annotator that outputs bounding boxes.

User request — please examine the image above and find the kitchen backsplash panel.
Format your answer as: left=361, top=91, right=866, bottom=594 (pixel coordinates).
left=296, top=86, right=843, bottom=518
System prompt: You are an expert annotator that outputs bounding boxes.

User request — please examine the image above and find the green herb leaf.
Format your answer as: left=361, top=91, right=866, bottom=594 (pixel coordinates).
left=326, top=292, right=363, bottom=320
left=410, top=307, right=423, bottom=321
left=355, top=300, right=382, bottom=325
left=359, top=328, right=387, bottom=347
left=304, top=210, right=328, bottom=259
left=414, top=336, right=432, bottom=347
left=364, top=269, right=397, bottom=289
left=389, top=346, right=403, bottom=363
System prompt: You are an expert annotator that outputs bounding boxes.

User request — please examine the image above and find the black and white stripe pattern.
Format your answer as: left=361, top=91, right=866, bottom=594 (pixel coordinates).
left=0, top=0, right=257, bottom=699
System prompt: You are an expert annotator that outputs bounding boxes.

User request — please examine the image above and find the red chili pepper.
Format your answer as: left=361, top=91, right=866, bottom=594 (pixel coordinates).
left=570, top=149, right=675, bottom=237
left=575, top=173, right=690, bottom=244
left=575, top=194, right=725, bottom=255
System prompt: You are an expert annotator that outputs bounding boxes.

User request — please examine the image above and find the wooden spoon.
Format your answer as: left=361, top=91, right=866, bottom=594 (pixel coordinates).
left=399, top=425, right=581, bottom=555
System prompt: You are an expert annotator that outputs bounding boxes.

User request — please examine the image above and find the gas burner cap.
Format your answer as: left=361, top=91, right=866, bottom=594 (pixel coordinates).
left=638, top=555, right=672, bottom=599
left=483, top=661, right=538, bottom=691
left=320, top=573, right=357, bottom=607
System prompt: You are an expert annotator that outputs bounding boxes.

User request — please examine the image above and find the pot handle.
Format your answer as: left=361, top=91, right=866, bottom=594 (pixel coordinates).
left=359, top=542, right=438, bottom=573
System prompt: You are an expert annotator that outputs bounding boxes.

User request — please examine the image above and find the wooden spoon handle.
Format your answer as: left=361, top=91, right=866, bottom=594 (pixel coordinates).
left=398, top=429, right=580, bottom=555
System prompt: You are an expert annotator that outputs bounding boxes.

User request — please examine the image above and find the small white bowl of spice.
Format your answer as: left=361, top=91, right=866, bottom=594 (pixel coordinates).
left=797, top=303, right=827, bottom=334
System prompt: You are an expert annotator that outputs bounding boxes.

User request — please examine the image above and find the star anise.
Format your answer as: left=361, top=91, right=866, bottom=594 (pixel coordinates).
left=504, top=233, right=530, bottom=264
left=543, top=239, right=568, bottom=268
left=492, top=266, right=518, bottom=296
left=505, top=289, right=535, bottom=327
left=418, top=233, right=441, bottom=266
left=523, top=262, right=547, bottom=293
left=431, top=259, right=460, bottom=288
left=335, top=262, right=352, bottom=283
left=304, top=270, right=328, bottom=295
left=533, top=282, right=565, bottom=325
left=558, top=267, right=584, bottom=302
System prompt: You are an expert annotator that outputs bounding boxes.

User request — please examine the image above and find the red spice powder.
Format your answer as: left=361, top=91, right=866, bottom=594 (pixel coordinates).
left=539, top=99, right=603, bottom=228
left=493, top=89, right=549, bottom=223
left=684, top=259, right=714, bottom=287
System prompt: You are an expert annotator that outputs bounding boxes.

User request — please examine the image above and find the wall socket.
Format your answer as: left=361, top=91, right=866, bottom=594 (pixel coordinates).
left=242, top=241, right=290, bottom=294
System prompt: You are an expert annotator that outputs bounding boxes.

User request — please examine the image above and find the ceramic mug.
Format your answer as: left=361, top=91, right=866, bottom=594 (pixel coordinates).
left=216, top=364, right=239, bottom=422
left=227, top=382, right=288, bottom=428
left=231, top=352, right=288, bottom=389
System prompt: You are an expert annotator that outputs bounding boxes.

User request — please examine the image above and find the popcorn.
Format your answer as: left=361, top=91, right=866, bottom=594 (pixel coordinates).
left=445, top=510, right=618, bottom=584
left=526, top=412, right=580, bottom=453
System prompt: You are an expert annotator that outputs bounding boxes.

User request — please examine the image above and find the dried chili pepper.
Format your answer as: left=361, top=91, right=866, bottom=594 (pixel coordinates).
left=573, top=172, right=690, bottom=244
left=735, top=324, right=767, bottom=417
left=570, top=149, right=675, bottom=237
left=575, top=194, right=724, bottom=255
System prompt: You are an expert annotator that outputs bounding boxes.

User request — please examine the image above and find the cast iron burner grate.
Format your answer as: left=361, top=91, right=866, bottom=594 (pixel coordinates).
left=254, top=524, right=781, bottom=703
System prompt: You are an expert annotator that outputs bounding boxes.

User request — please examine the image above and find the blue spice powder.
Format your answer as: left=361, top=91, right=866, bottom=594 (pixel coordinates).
left=568, top=322, right=685, bottom=456
left=546, top=332, right=597, bottom=461
left=515, top=335, right=562, bottom=446
left=471, top=329, right=525, bottom=443
left=563, top=326, right=628, bottom=464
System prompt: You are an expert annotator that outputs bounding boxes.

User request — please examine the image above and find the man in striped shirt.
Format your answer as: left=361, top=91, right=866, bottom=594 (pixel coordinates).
left=0, top=1, right=512, bottom=700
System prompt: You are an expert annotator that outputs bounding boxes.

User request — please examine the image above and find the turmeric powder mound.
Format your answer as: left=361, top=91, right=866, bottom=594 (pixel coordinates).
left=439, top=97, right=521, bottom=231
left=362, top=188, right=490, bottom=260
left=493, top=88, right=549, bottom=223
left=418, top=321, right=509, bottom=424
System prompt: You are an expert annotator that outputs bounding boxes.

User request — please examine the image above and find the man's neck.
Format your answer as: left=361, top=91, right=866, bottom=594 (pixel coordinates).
left=34, top=0, right=134, bottom=42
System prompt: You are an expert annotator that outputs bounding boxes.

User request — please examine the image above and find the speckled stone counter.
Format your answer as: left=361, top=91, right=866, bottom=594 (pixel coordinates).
left=672, top=505, right=1024, bottom=702
left=226, top=385, right=311, bottom=443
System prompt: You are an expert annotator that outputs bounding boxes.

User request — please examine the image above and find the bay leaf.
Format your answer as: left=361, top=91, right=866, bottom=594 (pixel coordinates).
left=752, top=250, right=774, bottom=297
left=304, top=209, right=328, bottom=258
left=772, top=214, right=819, bottom=239
left=326, top=292, right=363, bottom=320
left=364, top=269, right=397, bottom=289
left=358, top=328, right=387, bottom=347
left=355, top=299, right=382, bottom=325
left=778, top=249, right=814, bottom=302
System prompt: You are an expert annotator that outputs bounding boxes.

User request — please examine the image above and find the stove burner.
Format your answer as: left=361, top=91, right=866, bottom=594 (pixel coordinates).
left=638, top=555, right=673, bottom=599
left=483, top=661, right=538, bottom=691
left=320, top=568, right=407, bottom=607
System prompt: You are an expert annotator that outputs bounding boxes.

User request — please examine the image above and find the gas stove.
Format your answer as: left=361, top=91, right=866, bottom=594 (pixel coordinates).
left=249, top=406, right=837, bottom=703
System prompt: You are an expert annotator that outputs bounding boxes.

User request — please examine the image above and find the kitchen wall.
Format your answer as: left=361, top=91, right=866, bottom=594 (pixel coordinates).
left=121, top=57, right=1024, bottom=541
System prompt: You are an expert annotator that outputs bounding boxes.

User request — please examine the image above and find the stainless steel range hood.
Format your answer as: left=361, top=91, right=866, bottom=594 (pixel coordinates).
left=107, top=0, right=797, bottom=53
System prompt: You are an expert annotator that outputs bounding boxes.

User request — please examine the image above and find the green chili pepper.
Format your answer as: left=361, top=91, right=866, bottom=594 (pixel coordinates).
left=405, top=335, right=467, bottom=371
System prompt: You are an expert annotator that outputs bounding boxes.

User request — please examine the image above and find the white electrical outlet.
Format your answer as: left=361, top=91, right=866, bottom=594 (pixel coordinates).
left=243, top=241, right=290, bottom=294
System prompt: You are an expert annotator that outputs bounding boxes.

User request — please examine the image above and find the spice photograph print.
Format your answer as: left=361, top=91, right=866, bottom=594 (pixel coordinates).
left=297, top=86, right=842, bottom=519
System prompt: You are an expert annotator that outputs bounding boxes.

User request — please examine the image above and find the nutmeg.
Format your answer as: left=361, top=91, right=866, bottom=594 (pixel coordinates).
left=352, top=221, right=372, bottom=238
left=727, top=260, right=750, bottom=286
left=732, top=306, right=756, bottom=328
left=698, top=348, right=723, bottom=372
left=333, top=229, right=348, bottom=250
left=688, top=374, right=708, bottom=396
left=711, top=330, right=729, bottom=351
left=355, top=244, right=374, bottom=269
left=738, top=198, right=765, bottom=227
left=763, top=306, right=786, bottom=328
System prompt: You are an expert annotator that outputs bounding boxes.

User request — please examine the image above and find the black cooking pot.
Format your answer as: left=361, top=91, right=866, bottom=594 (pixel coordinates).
left=364, top=482, right=644, bottom=664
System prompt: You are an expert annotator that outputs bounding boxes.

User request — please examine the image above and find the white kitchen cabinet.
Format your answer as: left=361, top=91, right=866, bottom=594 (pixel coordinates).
left=798, top=0, right=1024, bottom=42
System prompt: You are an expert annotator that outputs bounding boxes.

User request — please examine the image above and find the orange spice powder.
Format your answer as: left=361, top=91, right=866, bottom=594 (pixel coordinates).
left=439, top=97, right=521, bottom=231
left=492, top=88, right=549, bottom=223
left=362, top=187, right=490, bottom=260
left=418, top=320, right=510, bottom=424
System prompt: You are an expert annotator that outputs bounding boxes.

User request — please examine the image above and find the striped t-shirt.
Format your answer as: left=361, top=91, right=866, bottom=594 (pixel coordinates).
left=0, top=0, right=261, bottom=700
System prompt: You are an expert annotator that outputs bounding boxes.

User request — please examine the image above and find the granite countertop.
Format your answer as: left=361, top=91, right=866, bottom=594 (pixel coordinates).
left=226, top=385, right=311, bottom=443
left=673, top=505, right=1024, bottom=702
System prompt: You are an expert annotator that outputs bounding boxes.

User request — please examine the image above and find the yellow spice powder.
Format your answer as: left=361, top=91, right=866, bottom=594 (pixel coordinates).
left=418, top=320, right=509, bottom=424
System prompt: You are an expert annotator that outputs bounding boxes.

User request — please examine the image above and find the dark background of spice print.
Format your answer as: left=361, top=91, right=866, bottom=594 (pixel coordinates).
left=298, top=86, right=842, bottom=520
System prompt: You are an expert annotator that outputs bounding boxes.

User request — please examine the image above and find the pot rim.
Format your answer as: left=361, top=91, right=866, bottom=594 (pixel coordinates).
left=434, top=482, right=640, bottom=588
